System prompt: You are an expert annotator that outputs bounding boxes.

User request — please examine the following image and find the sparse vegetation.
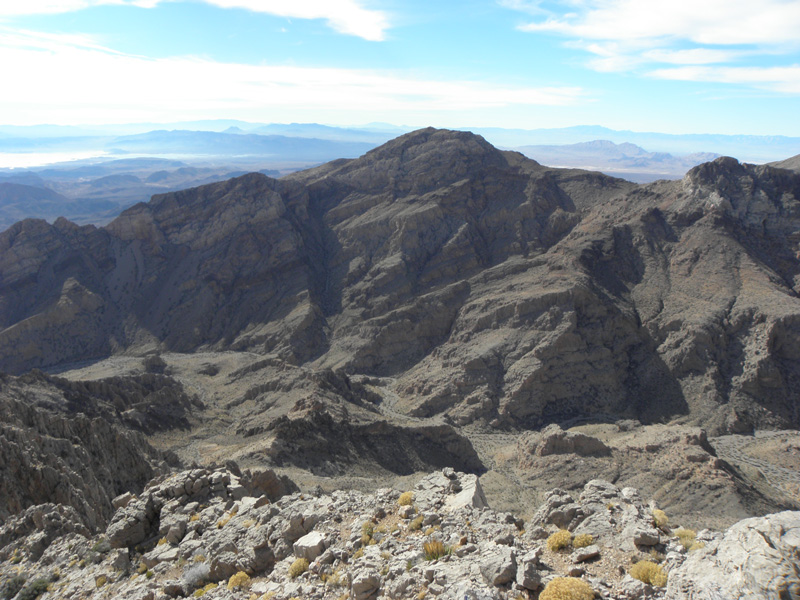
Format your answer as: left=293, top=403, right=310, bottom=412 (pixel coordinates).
left=539, top=577, right=595, bottom=600
left=227, top=571, right=250, bottom=590
left=288, top=558, right=309, bottom=579
left=193, top=582, right=218, bottom=597
left=547, top=529, right=573, bottom=551
left=95, top=574, right=108, bottom=588
left=398, top=491, right=414, bottom=506
left=16, top=578, right=51, bottom=600
left=409, top=515, right=424, bottom=531
left=1, top=575, right=26, bottom=600
left=422, top=539, right=451, bottom=561
left=572, top=533, right=594, bottom=548
left=652, top=509, right=668, bottom=529
left=674, top=528, right=697, bottom=549
left=630, top=560, right=668, bottom=587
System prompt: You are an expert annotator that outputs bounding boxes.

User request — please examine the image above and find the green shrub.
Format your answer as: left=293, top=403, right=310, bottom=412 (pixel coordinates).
left=288, top=558, right=309, bottom=579
left=630, top=560, right=668, bottom=587
left=1, top=575, right=26, bottom=600
left=546, top=529, right=573, bottom=551
left=17, top=578, right=51, bottom=600
left=539, top=577, right=595, bottom=600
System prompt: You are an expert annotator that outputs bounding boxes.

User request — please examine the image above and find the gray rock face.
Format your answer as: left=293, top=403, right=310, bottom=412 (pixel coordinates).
left=0, top=377, right=173, bottom=531
left=666, top=510, right=800, bottom=600
left=3, top=129, right=800, bottom=436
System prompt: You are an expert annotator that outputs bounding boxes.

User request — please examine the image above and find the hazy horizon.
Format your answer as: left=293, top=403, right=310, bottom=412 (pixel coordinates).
left=0, top=1, right=798, bottom=138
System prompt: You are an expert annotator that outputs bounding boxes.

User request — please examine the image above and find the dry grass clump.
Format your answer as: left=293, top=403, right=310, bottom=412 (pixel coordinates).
left=539, top=577, right=595, bottom=600
left=652, top=509, right=668, bottom=529
left=547, top=529, right=573, bottom=552
left=409, top=515, right=424, bottom=531
left=572, top=533, right=594, bottom=548
left=630, top=560, right=668, bottom=587
left=288, top=558, right=309, bottom=579
left=422, top=540, right=451, bottom=561
left=398, top=491, right=414, bottom=506
left=674, top=528, right=697, bottom=549
left=227, top=571, right=250, bottom=590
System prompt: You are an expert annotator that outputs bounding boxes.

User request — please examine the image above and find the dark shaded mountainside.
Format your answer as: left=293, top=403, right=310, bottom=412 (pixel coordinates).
left=2, top=128, right=800, bottom=440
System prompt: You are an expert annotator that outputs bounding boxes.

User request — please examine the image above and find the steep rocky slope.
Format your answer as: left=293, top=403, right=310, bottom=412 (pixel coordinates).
left=2, top=128, right=799, bottom=437
left=0, top=372, right=179, bottom=531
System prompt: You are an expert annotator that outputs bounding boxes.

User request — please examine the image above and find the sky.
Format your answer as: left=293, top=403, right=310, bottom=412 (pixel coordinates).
left=1, top=0, right=799, bottom=135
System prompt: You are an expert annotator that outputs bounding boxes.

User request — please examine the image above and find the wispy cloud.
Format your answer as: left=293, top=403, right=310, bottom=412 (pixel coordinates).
left=506, top=0, right=800, bottom=94
left=0, top=28, right=584, bottom=125
left=0, top=0, right=390, bottom=41
left=650, top=65, right=800, bottom=94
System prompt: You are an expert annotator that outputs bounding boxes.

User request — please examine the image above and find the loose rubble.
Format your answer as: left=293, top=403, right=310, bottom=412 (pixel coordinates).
left=0, top=466, right=798, bottom=600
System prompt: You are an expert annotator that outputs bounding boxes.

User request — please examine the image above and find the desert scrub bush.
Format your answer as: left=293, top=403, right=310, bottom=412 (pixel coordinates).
left=137, top=562, right=148, bottom=575
left=652, top=509, right=668, bottom=529
left=227, top=571, right=250, bottom=590
left=189, top=513, right=200, bottom=522
left=398, top=491, right=414, bottom=506
left=423, top=540, right=451, bottom=561
left=674, top=528, right=696, bottom=550
left=409, top=515, right=424, bottom=531
left=572, top=533, right=594, bottom=548
left=16, top=578, right=51, bottom=600
left=192, top=582, right=217, bottom=597
left=182, top=562, right=211, bottom=590
left=95, top=574, right=107, bottom=588
left=10, top=549, right=22, bottom=564
left=547, top=529, right=573, bottom=551
left=539, top=577, right=595, bottom=600
left=157, top=537, right=168, bottom=546
left=288, top=558, right=309, bottom=579
left=1, top=575, right=26, bottom=600
left=630, top=560, right=668, bottom=587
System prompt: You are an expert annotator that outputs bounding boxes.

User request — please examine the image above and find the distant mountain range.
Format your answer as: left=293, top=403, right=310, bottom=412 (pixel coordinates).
left=516, top=140, right=720, bottom=183
left=1, top=121, right=799, bottom=231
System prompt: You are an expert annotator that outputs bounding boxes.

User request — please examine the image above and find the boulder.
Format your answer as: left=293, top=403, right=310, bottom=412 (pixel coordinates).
left=666, top=510, right=800, bottom=600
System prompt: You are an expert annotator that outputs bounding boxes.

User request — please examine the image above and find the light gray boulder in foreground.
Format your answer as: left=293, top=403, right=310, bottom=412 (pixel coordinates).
left=666, top=510, right=800, bottom=600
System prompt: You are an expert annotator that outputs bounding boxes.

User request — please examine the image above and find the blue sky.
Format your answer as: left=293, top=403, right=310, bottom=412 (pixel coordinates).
left=1, top=0, right=799, bottom=135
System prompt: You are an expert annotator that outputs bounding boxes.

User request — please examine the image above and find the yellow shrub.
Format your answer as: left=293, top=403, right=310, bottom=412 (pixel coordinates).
left=409, top=515, right=424, bottom=531
left=652, top=509, right=668, bottom=529
left=189, top=514, right=200, bottom=522
left=674, top=528, right=696, bottom=550
left=539, top=577, right=595, bottom=600
left=95, top=575, right=107, bottom=588
left=193, top=582, right=217, bottom=597
left=422, top=540, right=451, bottom=561
left=288, top=558, right=309, bottom=579
left=157, top=537, right=168, bottom=546
left=630, top=560, right=668, bottom=587
left=227, top=571, right=251, bottom=590
left=547, top=529, right=573, bottom=551
left=398, top=492, right=414, bottom=506
left=572, top=533, right=594, bottom=548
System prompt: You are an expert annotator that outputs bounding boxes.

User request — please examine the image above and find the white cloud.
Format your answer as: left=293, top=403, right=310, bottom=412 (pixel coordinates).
left=518, top=0, right=800, bottom=46
left=506, top=0, right=800, bottom=93
left=650, top=65, right=800, bottom=94
left=0, top=0, right=390, bottom=41
left=0, top=28, right=584, bottom=125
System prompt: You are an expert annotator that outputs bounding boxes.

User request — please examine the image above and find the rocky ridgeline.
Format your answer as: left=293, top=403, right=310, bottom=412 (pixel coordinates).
left=1, top=467, right=797, bottom=600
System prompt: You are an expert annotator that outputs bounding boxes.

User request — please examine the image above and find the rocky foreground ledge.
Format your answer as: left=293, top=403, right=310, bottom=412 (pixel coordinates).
left=0, top=467, right=798, bottom=600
